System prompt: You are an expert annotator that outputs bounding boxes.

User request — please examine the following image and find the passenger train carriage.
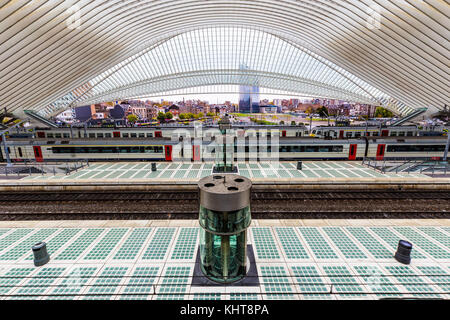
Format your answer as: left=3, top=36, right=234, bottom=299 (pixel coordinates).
left=310, top=125, right=448, bottom=138
left=1, top=136, right=447, bottom=163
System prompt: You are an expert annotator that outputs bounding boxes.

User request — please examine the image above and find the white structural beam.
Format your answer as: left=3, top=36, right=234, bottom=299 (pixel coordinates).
left=0, top=1, right=448, bottom=118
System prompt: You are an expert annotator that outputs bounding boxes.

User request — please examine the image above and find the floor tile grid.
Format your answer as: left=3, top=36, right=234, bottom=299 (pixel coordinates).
left=367, top=227, right=429, bottom=260
left=110, top=228, right=154, bottom=262
left=320, top=227, right=371, bottom=261
left=0, top=228, right=40, bottom=256
left=250, top=227, right=284, bottom=263
left=0, top=228, right=63, bottom=262
left=296, top=227, right=342, bottom=262
left=415, top=227, right=450, bottom=251
left=80, top=228, right=131, bottom=261
left=391, top=227, right=450, bottom=261
left=344, top=227, right=396, bottom=261
left=380, top=264, right=444, bottom=298
left=53, top=229, right=108, bottom=262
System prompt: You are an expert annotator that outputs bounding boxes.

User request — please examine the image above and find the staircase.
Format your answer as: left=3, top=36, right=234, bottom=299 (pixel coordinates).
left=24, top=110, right=59, bottom=128
left=390, top=107, right=428, bottom=126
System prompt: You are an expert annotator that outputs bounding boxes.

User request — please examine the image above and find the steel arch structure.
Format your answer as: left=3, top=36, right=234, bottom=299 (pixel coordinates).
left=0, top=0, right=448, bottom=118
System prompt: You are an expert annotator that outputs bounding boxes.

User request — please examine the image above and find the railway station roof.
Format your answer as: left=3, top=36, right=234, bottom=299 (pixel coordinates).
left=0, top=1, right=448, bottom=118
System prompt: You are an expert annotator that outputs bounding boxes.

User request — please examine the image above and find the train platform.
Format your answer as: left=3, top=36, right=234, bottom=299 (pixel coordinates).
left=0, top=161, right=449, bottom=191
left=0, top=219, right=448, bottom=300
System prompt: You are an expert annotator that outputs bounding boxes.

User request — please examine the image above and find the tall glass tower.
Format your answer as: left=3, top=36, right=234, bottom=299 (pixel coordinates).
left=239, top=64, right=260, bottom=113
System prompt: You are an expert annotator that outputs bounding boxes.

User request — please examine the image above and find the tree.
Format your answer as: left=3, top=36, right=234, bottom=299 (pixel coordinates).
left=197, top=112, right=204, bottom=119
left=165, top=112, right=173, bottom=119
left=280, top=120, right=285, bottom=125
left=157, top=111, right=166, bottom=122
left=179, top=113, right=186, bottom=120
left=374, top=107, right=394, bottom=118
left=317, top=106, right=329, bottom=119
left=187, top=113, right=195, bottom=119
left=127, top=114, right=138, bottom=123
left=206, top=112, right=215, bottom=117
left=305, top=107, right=314, bottom=116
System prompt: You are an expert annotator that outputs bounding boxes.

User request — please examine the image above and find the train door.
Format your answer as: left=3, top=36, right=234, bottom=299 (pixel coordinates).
left=33, top=146, right=43, bottom=162
left=376, top=144, right=385, bottom=161
left=339, top=130, right=344, bottom=139
left=281, top=130, right=287, bottom=137
left=155, top=131, right=162, bottom=138
left=348, top=144, right=357, bottom=160
left=381, top=130, right=389, bottom=137
left=36, top=132, right=46, bottom=138
left=192, top=145, right=201, bottom=161
left=164, top=145, right=172, bottom=161
left=113, top=131, right=120, bottom=138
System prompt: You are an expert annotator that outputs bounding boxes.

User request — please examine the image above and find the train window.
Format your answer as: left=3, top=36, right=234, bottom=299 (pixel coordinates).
left=47, top=133, right=53, bottom=138
left=89, top=133, right=95, bottom=138
left=63, top=133, right=70, bottom=138
left=55, top=133, right=62, bottom=138
left=7, top=147, right=10, bottom=154
left=131, top=133, right=137, bottom=138
left=398, top=131, right=405, bottom=136
left=147, top=133, right=153, bottom=138
left=105, top=133, right=112, bottom=138
left=122, top=133, right=129, bottom=138
left=373, top=132, right=379, bottom=136
left=386, top=145, right=445, bottom=152
left=139, top=133, right=145, bottom=138
left=390, top=132, right=397, bottom=137
left=97, top=133, right=104, bottom=138
left=18, top=147, right=22, bottom=157
left=345, top=132, right=353, bottom=138
left=354, top=132, right=361, bottom=137
left=279, top=145, right=343, bottom=153
left=406, top=132, right=413, bottom=136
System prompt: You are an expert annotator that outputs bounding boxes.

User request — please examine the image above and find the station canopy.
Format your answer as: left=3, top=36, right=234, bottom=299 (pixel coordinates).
left=0, top=0, right=448, bottom=118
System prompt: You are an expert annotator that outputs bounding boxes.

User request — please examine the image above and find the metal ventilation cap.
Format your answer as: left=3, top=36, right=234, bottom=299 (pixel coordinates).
left=198, top=174, right=252, bottom=212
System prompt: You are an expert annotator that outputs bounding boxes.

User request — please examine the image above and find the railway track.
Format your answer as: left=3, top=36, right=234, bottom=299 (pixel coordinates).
left=0, top=190, right=449, bottom=201
left=0, top=190, right=448, bottom=220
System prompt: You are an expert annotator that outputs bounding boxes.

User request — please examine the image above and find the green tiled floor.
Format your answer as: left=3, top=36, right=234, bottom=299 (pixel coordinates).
left=385, top=265, right=441, bottom=298
left=275, top=227, right=309, bottom=260
left=369, top=227, right=426, bottom=259
left=0, top=229, right=58, bottom=261
left=322, top=227, right=367, bottom=259
left=19, top=161, right=431, bottom=182
left=121, top=266, right=160, bottom=299
left=170, top=228, right=199, bottom=260
left=260, top=265, right=296, bottom=300
left=84, top=266, right=128, bottom=300
left=393, top=227, right=450, bottom=260
left=55, top=229, right=105, bottom=260
left=252, top=227, right=281, bottom=260
left=322, top=265, right=367, bottom=298
left=114, top=228, right=152, bottom=260
left=291, top=265, right=331, bottom=299
left=1, top=225, right=449, bottom=300
left=346, top=227, right=393, bottom=259
left=83, top=228, right=128, bottom=260
left=156, top=266, right=191, bottom=300
left=298, top=227, right=339, bottom=260
left=142, top=228, right=176, bottom=260
left=353, top=265, right=402, bottom=298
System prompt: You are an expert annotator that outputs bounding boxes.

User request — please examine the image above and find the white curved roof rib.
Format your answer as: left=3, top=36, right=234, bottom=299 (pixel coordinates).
left=0, top=0, right=448, bottom=118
